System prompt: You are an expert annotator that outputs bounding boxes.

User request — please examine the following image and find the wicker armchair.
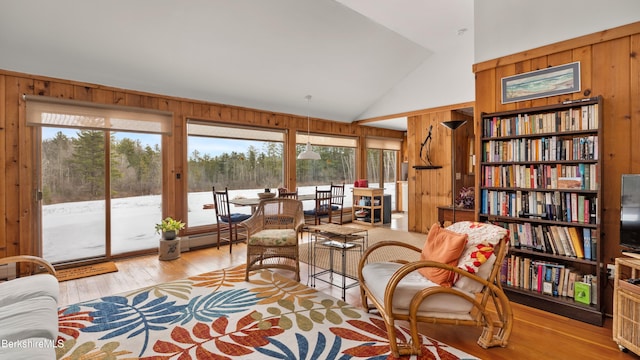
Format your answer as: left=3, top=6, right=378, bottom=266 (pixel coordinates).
left=358, top=221, right=512, bottom=357
left=240, top=198, right=305, bottom=281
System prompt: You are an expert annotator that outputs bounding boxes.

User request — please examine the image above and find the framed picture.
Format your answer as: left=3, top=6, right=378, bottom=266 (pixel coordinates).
left=501, top=61, right=580, bottom=104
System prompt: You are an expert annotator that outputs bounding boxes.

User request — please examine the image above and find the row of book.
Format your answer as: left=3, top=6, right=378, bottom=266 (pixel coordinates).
left=482, top=135, right=598, bottom=163
left=501, top=255, right=597, bottom=305
left=481, top=163, right=598, bottom=191
left=497, top=221, right=597, bottom=260
left=482, top=103, right=599, bottom=138
left=481, top=190, right=598, bottom=225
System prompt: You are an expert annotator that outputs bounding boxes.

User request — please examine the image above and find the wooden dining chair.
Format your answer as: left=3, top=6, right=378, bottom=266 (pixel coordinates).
left=329, top=182, right=345, bottom=224
left=303, top=187, right=333, bottom=225
left=278, top=188, right=298, bottom=199
left=212, top=186, right=251, bottom=253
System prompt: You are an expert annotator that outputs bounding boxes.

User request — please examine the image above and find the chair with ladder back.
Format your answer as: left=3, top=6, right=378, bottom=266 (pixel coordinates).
left=212, top=187, right=251, bottom=253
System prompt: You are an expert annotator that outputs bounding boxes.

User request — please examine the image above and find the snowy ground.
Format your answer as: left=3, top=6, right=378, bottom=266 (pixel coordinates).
left=43, top=183, right=394, bottom=263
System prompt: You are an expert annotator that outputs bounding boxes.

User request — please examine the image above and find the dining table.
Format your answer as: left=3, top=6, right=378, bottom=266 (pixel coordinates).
left=228, top=193, right=316, bottom=213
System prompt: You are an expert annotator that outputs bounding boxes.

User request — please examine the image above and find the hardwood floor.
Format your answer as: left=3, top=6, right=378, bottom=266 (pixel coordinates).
left=57, top=215, right=636, bottom=360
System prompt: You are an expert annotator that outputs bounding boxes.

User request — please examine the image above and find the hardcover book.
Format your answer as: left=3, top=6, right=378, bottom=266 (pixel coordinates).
left=582, top=228, right=592, bottom=260
left=574, top=281, right=591, bottom=305
left=557, top=177, right=582, bottom=189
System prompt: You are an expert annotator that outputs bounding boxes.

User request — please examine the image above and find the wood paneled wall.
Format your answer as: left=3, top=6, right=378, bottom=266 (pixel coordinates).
left=0, top=69, right=403, bottom=260
left=406, top=102, right=475, bottom=233
left=473, top=21, right=640, bottom=315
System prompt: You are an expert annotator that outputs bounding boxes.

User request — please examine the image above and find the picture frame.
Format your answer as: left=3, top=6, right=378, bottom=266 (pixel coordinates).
left=501, top=61, right=580, bottom=104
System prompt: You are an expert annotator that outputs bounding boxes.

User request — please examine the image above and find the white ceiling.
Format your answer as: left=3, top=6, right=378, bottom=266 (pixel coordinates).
left=0, top=0, right=475, bottom=131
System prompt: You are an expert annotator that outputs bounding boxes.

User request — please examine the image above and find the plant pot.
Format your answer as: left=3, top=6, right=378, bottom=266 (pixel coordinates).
left=159, top=238, right=180, bottom=260
left=162, top=230, right=177, bottom=240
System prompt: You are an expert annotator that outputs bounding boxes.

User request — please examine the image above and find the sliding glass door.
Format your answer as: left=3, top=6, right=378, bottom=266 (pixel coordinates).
left=26, top=95, right=171, bottom=265
left=40, top=128, right=162, bottom=263
left=109, top=132, right=162, bottom=255
left=41, top=128, right=107, bottom=263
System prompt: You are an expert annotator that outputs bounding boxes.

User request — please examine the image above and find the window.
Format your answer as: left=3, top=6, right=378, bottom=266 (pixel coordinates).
left=295, top=133, right=356, bottom=208
left=187, top=121, right=286, bottom=227
left=366, top=138, right=401, bottom=211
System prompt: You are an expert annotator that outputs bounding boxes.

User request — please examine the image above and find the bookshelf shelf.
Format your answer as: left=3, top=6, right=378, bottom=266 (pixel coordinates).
left=481, top=214, right=598, bottom=228
left=480, top=186, right=598, bottom=193
left=481, top=160, right=599, bottom=166
left=503, top=286, right=603, bottom=326
left=480, top=96, right=604, bottom=326
left=480, top=128, right=598, bottom=141
left=508, top=247, right=597, bottom=265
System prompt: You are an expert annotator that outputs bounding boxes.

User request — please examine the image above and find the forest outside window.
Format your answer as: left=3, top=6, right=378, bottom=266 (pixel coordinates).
left=187, top=121, right=286, bottom=228
left=295, top=133, right=356, bottom=209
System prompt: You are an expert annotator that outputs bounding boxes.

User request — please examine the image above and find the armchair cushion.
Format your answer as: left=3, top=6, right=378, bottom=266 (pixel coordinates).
left=248, top=229, right=298, bottom=246
left=418, top=223, right=467, bottom=287
left=303, top=205, right=337, bottom=215
left=0, top=274, right=59, bottom=307
left=0, top=256, right=59, bottom=359
left=0, top=295, right=59, bottom=342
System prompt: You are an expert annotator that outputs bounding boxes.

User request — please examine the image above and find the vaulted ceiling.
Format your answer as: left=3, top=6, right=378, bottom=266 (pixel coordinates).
left=0, top=0, right=475, bottom=131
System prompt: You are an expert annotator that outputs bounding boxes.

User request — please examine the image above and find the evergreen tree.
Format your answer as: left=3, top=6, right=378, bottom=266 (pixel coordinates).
left=70, top=130, right=106, bottom=199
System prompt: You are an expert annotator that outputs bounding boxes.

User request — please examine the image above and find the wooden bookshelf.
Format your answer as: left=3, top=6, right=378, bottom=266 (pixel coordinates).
left=479, top=96, right=604, bottom=326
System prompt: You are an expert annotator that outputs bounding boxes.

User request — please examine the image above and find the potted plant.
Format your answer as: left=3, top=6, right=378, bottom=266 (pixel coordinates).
left=155, top=217, right=185, bottom=240
left=455, top=187, right=475, bottom=209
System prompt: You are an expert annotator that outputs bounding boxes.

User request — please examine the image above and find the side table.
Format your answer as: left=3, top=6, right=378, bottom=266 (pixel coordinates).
left=307, top=224, right=368, bottom=300
left=437, top=206, right=475, bottom=226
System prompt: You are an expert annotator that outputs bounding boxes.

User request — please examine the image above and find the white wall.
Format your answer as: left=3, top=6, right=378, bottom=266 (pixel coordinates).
left=367, top=0, right=640, bottom=119
left=474, top=0, right=640, bottom=63
left=357, top=0, right=476, bottom=119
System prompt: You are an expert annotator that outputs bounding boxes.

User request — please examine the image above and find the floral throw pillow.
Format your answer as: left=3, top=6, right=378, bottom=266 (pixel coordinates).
left=457, top=242, right=495, bottom=275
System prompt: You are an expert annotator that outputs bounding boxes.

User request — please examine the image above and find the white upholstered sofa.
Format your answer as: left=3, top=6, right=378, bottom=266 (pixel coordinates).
left=0, top=256, right=60, bottom=360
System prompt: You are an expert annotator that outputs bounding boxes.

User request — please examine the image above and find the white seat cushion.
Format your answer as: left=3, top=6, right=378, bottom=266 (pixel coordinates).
left=248, top=229, right=297, bottom=246
left=0, top=295, right=59, bottom=342
left=0, top=274, right=59, bottom=307
left=362, top=261, right=474, bottom=320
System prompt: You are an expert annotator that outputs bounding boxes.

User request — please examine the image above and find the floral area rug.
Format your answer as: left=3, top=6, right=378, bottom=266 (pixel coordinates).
left=56, top=264, right=477, bottom=359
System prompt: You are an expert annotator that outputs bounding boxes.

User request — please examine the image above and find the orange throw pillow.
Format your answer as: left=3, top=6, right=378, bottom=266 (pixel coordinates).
left=418, top=223, right=468, bottom=287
